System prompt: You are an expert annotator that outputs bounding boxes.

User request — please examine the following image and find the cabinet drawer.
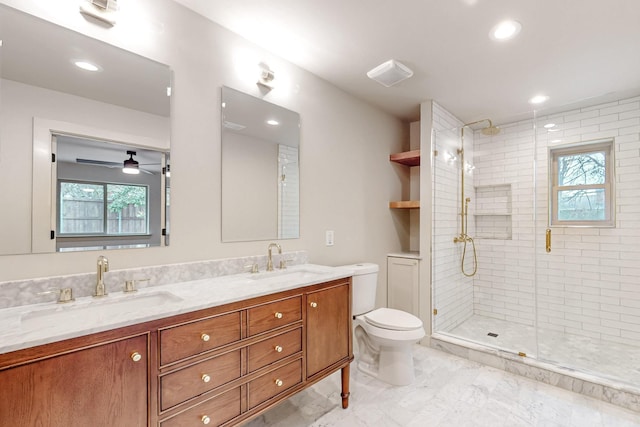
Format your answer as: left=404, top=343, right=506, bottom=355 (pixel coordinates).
left=248, top=328, right=302, bottom=373
left=160, top=350, right=241, bottom=411
left=248, top=358, right=302, bottom=409
left=247, top=296, right=302, bottom=336
left=160, top=387, right=241, bottom=427
left=160, top=311, right=241, bottom=365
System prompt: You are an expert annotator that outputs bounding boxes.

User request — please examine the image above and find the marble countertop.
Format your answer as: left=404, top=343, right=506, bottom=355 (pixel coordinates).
left=0, top=264, right=353, bottom=355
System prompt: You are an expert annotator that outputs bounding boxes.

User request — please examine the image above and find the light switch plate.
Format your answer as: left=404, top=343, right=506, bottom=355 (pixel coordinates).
left=325, top=230, right=334, bottom=246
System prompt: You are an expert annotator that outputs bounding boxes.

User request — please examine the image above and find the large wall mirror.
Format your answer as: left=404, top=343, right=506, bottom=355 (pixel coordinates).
left=0, top=4, right=171, bottom=254
left=221, top=87, right=300, bottom=242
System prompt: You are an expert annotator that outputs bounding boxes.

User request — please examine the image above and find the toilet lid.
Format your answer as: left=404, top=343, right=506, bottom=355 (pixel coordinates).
left=364, top=308, right=423, bottom=331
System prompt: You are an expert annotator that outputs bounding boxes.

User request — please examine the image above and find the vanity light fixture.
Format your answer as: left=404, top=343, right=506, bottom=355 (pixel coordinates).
left=489, top=20, right=522, bottom=41
left=122, top=150, right=140, bottom=175
left=257, top=64, right=275, bottom=90
left=74, top=60, right=101, bottom=72
left=80, top=0, right=119, bottom=27
left=367, top=59, right=413, bottom=87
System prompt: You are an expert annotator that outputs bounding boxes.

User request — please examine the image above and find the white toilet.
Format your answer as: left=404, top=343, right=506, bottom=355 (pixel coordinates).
left=342, top=263, right=425, bottom=386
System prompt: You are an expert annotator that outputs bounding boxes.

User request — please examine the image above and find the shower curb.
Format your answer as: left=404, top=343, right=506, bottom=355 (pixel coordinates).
left=429, top=333, right=640, bottom=413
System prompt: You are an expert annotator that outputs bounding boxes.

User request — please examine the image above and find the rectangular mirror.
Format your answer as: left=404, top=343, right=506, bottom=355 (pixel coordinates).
left=221, top=87, right=300, bottom=242
left=0, top=4, right=171, bottom=254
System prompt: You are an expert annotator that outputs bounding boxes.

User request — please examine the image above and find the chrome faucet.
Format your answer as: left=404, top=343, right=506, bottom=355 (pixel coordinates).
left=95, top=255, right=109, bottom=297
left=266, top=243, right=281, bottom=272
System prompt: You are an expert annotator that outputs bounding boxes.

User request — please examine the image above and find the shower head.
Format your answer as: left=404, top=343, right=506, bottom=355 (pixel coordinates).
left=481, top=124, right=501, bottom=136
left=463, top=118, right=501, bottom=136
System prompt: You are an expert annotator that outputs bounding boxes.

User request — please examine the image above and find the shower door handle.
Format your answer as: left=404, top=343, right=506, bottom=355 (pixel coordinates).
left=545, top=229, right=551, bottom=253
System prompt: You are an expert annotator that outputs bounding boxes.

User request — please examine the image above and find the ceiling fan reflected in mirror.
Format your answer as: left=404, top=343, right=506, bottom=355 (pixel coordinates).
left=75, top=150, right=160, bottom=175
left=122, top=150, right=139, bottom=174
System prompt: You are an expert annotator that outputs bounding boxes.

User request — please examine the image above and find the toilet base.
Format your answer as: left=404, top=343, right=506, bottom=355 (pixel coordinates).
left=376, top=344, right=415, bottom=386
left=354, top=323, right=421, bottom=386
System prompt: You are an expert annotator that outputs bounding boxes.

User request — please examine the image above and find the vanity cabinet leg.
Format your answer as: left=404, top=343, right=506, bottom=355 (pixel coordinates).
left=340, top=364, right=351, bottom=409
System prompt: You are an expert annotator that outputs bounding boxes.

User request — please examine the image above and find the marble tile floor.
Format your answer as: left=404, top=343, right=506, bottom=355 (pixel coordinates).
left=243, top=345, right=640, bottom=427
left=448, top=315, right=640, bottom=388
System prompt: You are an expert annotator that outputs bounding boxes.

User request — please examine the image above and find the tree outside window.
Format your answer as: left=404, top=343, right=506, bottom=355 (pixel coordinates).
left=59, top=181, right=148, bottom=235
left=550, top=139, right=614, bottom=227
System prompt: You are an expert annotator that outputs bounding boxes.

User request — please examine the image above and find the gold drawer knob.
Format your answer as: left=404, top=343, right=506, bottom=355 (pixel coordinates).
left=130, top=352, right=142, bottom=362
left=201, top=374, right=211, bottom=383
left=275, top=379, right=283, bottom=387
left=201, top=415, right=211, bottom=425
left=309, top=302, right=318, bottom=308
left=274, top=312, right=283, bottom=319
left=274, top=345, right=283, bottom=353
left=201, top=333, right=210, bottom=342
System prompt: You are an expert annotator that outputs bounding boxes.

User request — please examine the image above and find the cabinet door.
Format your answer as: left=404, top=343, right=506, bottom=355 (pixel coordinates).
left=387, top=256, right=420, bottom=316
left=306, top=284, right=350, bottom=378
left=0, top=334, right=148, bottom=427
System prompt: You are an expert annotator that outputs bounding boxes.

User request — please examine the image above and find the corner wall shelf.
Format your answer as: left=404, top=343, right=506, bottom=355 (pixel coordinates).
left=390, top=150, right=420, bottom=167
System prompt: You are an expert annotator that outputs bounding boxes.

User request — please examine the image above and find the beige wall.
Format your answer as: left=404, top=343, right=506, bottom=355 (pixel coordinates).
left=0, top=0, right=407, bottom=307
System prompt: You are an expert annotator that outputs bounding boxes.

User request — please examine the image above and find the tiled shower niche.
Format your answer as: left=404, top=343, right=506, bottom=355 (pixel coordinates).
left=474, top=184, right=512, bottom=240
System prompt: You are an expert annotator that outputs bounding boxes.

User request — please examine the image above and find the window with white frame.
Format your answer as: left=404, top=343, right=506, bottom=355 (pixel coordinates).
left=550, top=139, right=614, bottom=227
left=58, top=181, right=149, bottom=235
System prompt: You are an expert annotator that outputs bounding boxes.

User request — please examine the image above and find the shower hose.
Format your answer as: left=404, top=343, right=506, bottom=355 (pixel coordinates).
left=460, top=234, right=478, bottom=277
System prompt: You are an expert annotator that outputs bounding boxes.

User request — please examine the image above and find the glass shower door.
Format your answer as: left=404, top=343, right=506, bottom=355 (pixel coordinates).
left=533, top=105, right=640, bottom=388
left=431, top=116, right=538, bottom=358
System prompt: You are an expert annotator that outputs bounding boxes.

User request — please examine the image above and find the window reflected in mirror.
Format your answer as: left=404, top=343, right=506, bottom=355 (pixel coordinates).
left=54, top=135, right=168, bottom=252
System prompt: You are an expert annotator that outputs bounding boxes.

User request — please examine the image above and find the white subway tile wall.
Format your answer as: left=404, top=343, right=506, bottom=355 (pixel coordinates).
left=277, top=144, right=300, bottom=239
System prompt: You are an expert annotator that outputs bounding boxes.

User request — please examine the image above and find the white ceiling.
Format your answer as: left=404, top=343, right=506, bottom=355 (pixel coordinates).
left=172, top=0, right=640, bottom=125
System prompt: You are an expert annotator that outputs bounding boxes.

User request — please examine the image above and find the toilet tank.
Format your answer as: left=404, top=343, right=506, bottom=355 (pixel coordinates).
left=340, top=263, right=379, bottom=316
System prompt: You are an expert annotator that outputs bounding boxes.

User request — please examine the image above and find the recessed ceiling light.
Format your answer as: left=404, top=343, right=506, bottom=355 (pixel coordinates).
left=266, top=119, right=279, bottom=126
left=74, top=60, right=101, bottom=72
left=544, top=123, right=556, bottom=129
left=490, top=20, right=522, bottom=41
left=529, top=95, right=549, bottom=105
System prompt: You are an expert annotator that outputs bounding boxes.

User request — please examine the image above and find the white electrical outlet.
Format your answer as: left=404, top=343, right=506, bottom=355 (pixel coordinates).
left=325, top=230, right=334, bottom=246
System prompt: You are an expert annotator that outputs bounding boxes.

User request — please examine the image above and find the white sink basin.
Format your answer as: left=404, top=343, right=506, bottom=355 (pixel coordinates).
left=21, top=291, right=183, bottom=330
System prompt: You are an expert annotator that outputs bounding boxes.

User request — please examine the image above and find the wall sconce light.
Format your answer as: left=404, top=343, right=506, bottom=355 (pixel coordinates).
left=464, top=162, right=476, bottom=174
left=257, top=63, right=275, bottom=90
left=80, top=0, right=119, bottom=26
left=444, top=151, right=457, bottom=164
left=122, top=150, right=140, bottom=175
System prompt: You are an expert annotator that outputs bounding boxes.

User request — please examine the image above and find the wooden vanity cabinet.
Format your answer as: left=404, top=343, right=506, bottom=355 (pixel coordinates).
left=0, top=277, right=352, bottom=427
left=0, top=333, right=149, bottom=427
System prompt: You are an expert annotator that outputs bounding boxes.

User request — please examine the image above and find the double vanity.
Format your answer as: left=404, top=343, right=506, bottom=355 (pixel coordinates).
left=0, top=261, right=354, bottom=427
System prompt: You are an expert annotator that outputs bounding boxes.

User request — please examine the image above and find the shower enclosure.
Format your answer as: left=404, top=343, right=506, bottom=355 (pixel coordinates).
left=431, top=98, right=640, bottom=392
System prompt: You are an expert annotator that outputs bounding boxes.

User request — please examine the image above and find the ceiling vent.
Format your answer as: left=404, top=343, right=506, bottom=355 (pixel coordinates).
left=367, top=60, right=413, bottom=87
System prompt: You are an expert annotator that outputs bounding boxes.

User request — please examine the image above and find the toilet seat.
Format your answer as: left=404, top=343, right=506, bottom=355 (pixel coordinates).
left=364, top=308, right=423, bottom=331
